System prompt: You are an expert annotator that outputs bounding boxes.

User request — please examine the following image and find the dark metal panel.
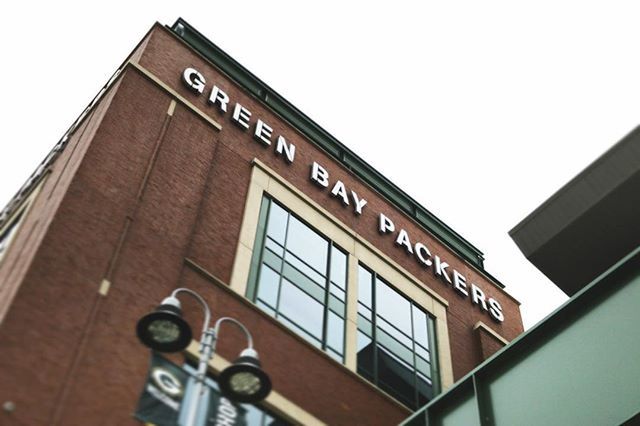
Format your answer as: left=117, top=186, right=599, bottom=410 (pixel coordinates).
left=510, top=126, right=640, bottom=294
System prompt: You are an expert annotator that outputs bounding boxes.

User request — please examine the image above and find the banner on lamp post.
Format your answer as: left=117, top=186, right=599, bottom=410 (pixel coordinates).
left=135, top=353, right=247, bottom=426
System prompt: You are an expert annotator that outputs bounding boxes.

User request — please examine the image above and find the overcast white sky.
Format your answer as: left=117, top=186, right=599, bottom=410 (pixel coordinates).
left=2, top=2, right=638, bottom=329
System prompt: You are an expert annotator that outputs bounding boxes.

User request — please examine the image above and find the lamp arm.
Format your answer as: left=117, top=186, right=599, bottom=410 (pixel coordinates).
left=170, top=288, right=211, bottom=334
left=213, top=317, right=254, bottom=349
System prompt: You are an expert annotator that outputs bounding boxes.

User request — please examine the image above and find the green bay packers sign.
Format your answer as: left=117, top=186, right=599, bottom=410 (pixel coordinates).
left=181, top=66, right=507, bottom=323
left=135, top=353, right=246, bottom=426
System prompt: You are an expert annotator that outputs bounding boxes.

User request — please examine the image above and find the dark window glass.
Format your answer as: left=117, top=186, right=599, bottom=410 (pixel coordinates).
left=356, top=264, right=438, bottom=409
left=357, top=331, right=375, bottom=381
left=249, top=196, right=348, bottom=362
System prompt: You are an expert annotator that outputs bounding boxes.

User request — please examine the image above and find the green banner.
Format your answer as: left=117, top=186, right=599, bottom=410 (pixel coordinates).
left=135, top=353, right=247, bottom=426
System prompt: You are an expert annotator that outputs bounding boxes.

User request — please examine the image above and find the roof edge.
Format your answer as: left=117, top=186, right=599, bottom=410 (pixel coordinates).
left=168, top=18, right=488, bottom=272
left=509, top=124, right=640, bottom=239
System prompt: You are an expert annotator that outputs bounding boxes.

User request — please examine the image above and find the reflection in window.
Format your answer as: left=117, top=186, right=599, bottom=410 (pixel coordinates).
left=357, top=264, right=439, bottom=409
left=248, top=196, right=347, bottom=362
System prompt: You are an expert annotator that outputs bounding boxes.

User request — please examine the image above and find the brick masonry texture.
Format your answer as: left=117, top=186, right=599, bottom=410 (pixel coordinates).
left=0, top=23, right=523, bottom=425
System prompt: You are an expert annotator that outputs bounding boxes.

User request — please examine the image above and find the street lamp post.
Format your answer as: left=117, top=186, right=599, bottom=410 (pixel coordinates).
left=136, top=288, right=272, bottom=426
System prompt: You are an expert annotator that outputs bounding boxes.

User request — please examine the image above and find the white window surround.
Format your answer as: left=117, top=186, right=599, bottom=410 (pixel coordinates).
left=230, top=159, right=454, bottom=391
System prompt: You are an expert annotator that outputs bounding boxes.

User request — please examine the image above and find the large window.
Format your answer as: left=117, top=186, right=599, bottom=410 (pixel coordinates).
left=247, top=196, right=348, bottom=362
left=357, top=264, right=439, bottom=409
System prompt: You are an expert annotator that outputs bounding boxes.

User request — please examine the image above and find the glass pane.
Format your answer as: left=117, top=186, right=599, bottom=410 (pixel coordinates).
left=376, top=279, right=412, bottom=334
left=357, top=314, right=373, bottom=337
left=376, top=324, right=415, bottom=368
left=412, top=305, right=430, bottom=350
left=330, top=246, right=347, bottom=290
left=358, top=266, right=373, bottom=308
left=329, top=283, right=346, bottom=301
left=281, top=261, right=325, bottom=303
left=286, top=216, right=328, bottom=274
left=358, top=302, right=372, bottom=320
left=328, top=293, right=346, bottom=317
left=266, top=201, right=288, bottom=245
left=284, top=251, right=326, bottom=286
left=377, top=315, right=413, bottom=348
left=262, top=248, right=283, bottom=273
left=416, top=356, right=432, bottom=379
left=415, top=344, right=431, bottom=363
left=327, top=348, right=343, bottom=363
left=278, top=278, right=323, bottom=340
left=256, top=300, right=276, bottom=316
left=416, top=372, right=434, bottom=407
left=357, top=331, right=374, bottom=381
left=377, top=345, right=416, bottom=408
left=327, top=311, right=344, bottom=354
left=256, top=264, right=280, bottom=309
left=265, top=236, right=284, bottom=257
left=278, top=315, right=322, bottom=349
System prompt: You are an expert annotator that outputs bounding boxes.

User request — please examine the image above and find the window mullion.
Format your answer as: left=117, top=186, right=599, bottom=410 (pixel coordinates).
left=372, top=272, right=378, bottom=386
left=410, top=304, right=419, bottom=408
left=274, top=207, right=291, bottom=316
left=247, top=197, right=271, bottom=301
left=428, top=316, right=440, bottom=395
left=321, top=243, right=333, bottom=351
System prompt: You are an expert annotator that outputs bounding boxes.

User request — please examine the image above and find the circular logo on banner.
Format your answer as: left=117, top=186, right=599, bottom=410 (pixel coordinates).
left=151, top=367, right=184, bottom=398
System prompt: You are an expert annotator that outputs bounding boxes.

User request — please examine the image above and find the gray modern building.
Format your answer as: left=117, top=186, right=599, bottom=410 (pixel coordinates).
left=401, top=126, right=640, bottom=426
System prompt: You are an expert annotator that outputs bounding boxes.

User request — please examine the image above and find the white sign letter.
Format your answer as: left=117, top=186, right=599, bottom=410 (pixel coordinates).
left=182, top=68, right=205, bottom=94
left=208, top=85, right=229, bottom=112
left=276, top=136, right=296, bottom=163
left=232, top=103, right=251, bottom=130
left=414, top=242, right=433, bottom=267
left=434, top=256, right=452, bottom=284
left=488, top=298, right=504, bottom=322
left=311, top=162, right=329, bottom=188
left=331, top=181, right=350, bottom=205
left=471, top=284, right=488, bottom=311
left=395, top=229, right=414, bottom=254
left=350, top=191, right=367, bottom=215
left=379, top=213, right=395, bottom=234
left=453, top=270, right=469, bottom=296
left=254, top=119, right=273, bottom=146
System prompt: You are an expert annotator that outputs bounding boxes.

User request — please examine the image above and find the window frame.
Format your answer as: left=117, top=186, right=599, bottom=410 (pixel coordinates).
left=356, top=263, right=441, bottom=409
left=230, top=159, right=455, bottom=403
left=246, top=195, right=348, bottom=361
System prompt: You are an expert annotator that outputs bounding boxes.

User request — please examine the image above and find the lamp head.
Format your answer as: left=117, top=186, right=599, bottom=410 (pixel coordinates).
left=219, top=348, right=272, bottom=403
left=136, top=296, right=193, bottom=353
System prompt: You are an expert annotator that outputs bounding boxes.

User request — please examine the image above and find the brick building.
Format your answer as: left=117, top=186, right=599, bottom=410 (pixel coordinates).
left=0, top=19, right=523, bottom=425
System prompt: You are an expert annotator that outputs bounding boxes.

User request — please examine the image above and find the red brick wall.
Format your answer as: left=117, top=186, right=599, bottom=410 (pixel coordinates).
left=477, top=327, right=507, bottom=361
left=137, top=25, right=524, bottom=353
left=0, top=23, right=523, bottom=425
